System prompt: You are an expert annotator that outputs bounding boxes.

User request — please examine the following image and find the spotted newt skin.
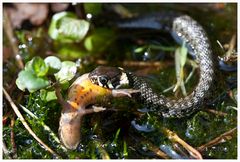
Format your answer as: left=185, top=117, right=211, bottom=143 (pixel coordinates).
left=58, top=73, right=137, bottom=150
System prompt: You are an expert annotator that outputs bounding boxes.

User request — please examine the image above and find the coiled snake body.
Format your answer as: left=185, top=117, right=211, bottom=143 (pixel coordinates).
left=59, top=12, right=215, bottom=150
left=89, top=13, right=214, bottom=118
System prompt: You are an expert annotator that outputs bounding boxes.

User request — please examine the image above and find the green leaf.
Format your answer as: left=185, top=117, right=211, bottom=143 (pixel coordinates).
left=180, top=46, right=188, bottom=67
left=178, top=42, right=188, bottom=67
left=113, top=128, right=121, bottom=144
left=24, top=60, right=34, bottom=72
left=174, top=42, right=188, bottom=75
left=54, top=61, right=77, bottom=83
left=123, top=140, right=128, bottom=158
left=58, top=17, right=90, bottom=42
left=16, top=77, right=26, bottom=92
left=174, top=43, right=188, bottom=96
left=40, top=89, right=57, bottom=102
left=48, top=12, right=76, bottom=40
left=44, top=56, right=62, bottom=74
left=32, top=57, right=49, bottom=77
left=48, top=12, right=90, bottom=43
left=16, top=70, right=50, bottom=92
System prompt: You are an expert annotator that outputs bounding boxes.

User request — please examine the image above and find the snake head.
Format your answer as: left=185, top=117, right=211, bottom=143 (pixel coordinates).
left=89, top=66, right=129, bottom=89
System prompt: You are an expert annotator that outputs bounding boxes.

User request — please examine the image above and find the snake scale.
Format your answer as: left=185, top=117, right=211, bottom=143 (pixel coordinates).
left=89, top=12, right=215, bottom=118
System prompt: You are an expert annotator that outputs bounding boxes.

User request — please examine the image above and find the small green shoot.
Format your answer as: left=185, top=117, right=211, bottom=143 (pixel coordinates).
left=173, top=42, right=188, bottom=96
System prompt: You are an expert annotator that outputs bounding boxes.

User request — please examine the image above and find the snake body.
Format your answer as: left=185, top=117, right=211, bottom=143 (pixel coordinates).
left=59, top=12, right=215, bottom=150
left=90, top=13, right=214, bottom=118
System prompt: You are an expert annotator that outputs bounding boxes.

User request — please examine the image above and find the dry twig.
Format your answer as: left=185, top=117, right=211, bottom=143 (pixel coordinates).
left=162, top=127, right=202, bottom=159
left=224, top=34, right=237, bottom=61
left=205, top=109, right=228, bottom=117
left=3, top=88, right=61, bottom=159
left=147, top=141, right=169, bottom=159
left=10, top=117, right=17, bottom=158
left=197, top=127, right=237, bottom=152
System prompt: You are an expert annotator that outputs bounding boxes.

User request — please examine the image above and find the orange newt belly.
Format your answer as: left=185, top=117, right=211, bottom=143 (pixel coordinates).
left=67, top=73, right=112, bottom=110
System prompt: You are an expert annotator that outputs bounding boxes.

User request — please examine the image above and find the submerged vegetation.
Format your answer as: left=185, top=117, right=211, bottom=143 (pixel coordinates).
left=3, top=3, right=237, bottom=159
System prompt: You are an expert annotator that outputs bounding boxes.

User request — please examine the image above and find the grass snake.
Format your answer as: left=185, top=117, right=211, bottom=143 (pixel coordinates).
left=89, top=13, right=214, bottom=118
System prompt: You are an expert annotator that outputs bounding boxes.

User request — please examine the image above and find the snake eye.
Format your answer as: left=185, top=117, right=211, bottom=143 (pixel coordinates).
left=98, top=76, right=108, bottom=86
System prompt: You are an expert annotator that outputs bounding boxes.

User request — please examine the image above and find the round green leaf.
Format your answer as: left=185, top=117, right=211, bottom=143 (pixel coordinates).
left=54, top=61, right=77, bottom=83
left=48, top=11, right=90, bottom=43
left=32, top=57, right=49, bottom=77
left=57, top=17, right=90, bottom=43
left=16, top=70, right=50, bottom=92
left=48, top=12, right=77, bottom=40
left=16, top=77, right=26, bottom=92
left=44, top=56, right=62, bottom=74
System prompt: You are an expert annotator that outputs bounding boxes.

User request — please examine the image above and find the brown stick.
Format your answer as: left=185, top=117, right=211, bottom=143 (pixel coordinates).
left=148, top=143, right=169, bottom=159
left=197, top=127, right=237, bottom=152
left=3, top=9, right=24, bottom=69
left=205, top=109, right=228, bottom=117
left=162, top=127, right=202, bottom=159
left=10, top=117, right=17, bottom=158
left=95, top=59, right=173, bottom=68
left=3, top=88, right=61, bottom=159
left=224, top=34, right=236, bottom=61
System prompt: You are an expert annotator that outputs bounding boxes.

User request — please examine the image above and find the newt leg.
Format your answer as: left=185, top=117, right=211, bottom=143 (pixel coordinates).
left=112, top=89, right=140, bottom=98
left=83, top=106, right=106, bottom=115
